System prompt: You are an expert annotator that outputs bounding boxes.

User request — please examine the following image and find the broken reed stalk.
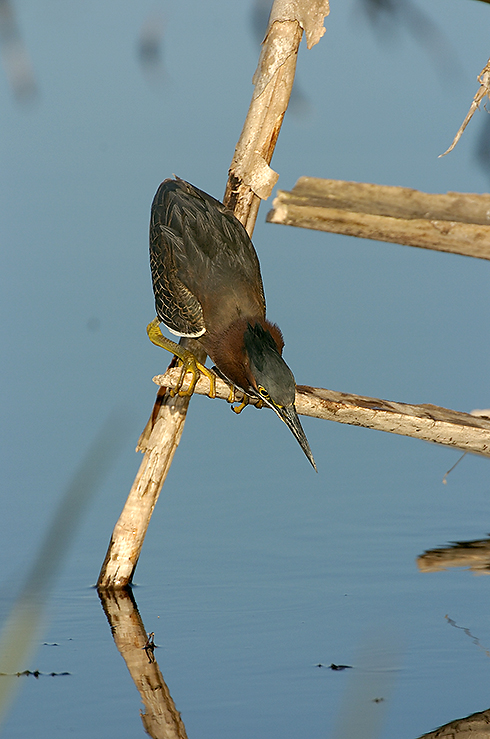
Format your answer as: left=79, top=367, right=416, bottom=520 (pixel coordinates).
left=224, top=0, right=329, bottom=230
left=440, top=57, right=490, bottom=157
left=97, top=0, right=330, bottom=589
left=96, top=339, right=204, bottom=589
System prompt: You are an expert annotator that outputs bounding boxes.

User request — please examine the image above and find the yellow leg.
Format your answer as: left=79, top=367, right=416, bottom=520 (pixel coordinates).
left=147, top=318, right=216, bottom=398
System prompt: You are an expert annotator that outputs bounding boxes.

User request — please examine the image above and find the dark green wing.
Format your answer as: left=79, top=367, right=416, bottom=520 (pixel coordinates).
left=150, top=183, right=206, bottom=337
left=149, top=177, right=266, bottom=337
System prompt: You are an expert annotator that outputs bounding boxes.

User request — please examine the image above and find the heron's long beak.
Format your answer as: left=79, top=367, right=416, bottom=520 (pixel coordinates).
left=274, top=404, right=317, bottom=472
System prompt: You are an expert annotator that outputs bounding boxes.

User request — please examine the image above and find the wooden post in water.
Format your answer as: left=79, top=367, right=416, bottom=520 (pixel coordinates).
left=97, top=0, right=330, bottom=589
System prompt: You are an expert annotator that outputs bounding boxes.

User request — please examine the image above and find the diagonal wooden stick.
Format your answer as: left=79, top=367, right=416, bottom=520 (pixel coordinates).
left=97, top=0, right=330, bottom=589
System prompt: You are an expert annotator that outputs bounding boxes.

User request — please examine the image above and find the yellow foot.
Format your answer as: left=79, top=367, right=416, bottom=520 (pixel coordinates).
left=147, top=318, right=216, bottom=398
left=224, top=383, right=247, bottom=413
left=173, top=352, right=217, bottom=398
left=231, top=395, right=249, bottom=414
left=226, top=383, right=263, bottom=413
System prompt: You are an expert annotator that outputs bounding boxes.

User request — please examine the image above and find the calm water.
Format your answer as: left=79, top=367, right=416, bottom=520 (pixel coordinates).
left=2, top=420, right=490, bottom=738
left=2, top=0, right=490, bottom=736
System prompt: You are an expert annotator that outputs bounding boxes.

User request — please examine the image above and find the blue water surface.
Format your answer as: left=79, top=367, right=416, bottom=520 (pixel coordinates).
left=2, top=1, right=490, bottom=737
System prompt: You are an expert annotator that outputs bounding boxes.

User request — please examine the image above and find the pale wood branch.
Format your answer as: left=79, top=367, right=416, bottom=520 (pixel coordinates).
left=267, top=177, right=490, bottom=260
left=97, top=0, right=329, bottom=589
left=224, top=0, right=329, bottom=234
left=154, top=367, right=490, bottom=459
left=97, top=383, right=194, bottom=589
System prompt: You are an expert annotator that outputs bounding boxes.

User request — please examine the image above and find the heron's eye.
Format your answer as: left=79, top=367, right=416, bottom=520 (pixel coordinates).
left=258, top=386, right=270, bottom=401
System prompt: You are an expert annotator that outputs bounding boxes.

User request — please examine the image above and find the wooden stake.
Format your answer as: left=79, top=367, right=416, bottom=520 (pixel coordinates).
left=97, top=0, right=330, bottom=589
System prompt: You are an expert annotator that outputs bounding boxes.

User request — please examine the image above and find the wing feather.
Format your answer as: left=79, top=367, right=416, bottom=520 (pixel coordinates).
left=149, top=177, right=266, bottom=339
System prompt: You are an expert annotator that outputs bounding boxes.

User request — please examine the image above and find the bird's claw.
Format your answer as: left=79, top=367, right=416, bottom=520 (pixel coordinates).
left=173, top=353, right=216, bottom=398
left=226, top=384, right=263, bottom=413
left=231, top=395, right=249, bottom=414
left=147, top=318, right=216, bottom=399
left=225, top=384, right=247, bottom=413
left=171, top=355, right=198, bottom=397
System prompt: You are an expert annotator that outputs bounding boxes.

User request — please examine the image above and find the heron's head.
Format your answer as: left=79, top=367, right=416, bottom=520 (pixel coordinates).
left=243, top=322, right=317, bottom=471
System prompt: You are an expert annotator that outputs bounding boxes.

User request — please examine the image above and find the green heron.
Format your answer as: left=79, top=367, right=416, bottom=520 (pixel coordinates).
left=147, top=176, right=317, bottom=471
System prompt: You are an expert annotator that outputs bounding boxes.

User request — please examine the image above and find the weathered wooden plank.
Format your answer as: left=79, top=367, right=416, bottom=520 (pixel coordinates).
left=267, top=177, right=490, bottom=260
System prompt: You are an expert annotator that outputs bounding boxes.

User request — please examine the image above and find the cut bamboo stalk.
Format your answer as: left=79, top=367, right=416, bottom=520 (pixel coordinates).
left=153, top=367, right=490, bottom=459
left=97, top=0, right=330, bottom=589
left=267, top=177, right=490, bottom=260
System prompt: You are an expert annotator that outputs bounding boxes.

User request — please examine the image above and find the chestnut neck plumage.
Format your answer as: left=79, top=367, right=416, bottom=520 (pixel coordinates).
left=201, top=316, right=284, bottom=394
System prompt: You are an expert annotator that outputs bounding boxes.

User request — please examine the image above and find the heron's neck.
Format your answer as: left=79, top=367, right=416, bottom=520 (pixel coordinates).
left=205, top=317, right=284, bottom=392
